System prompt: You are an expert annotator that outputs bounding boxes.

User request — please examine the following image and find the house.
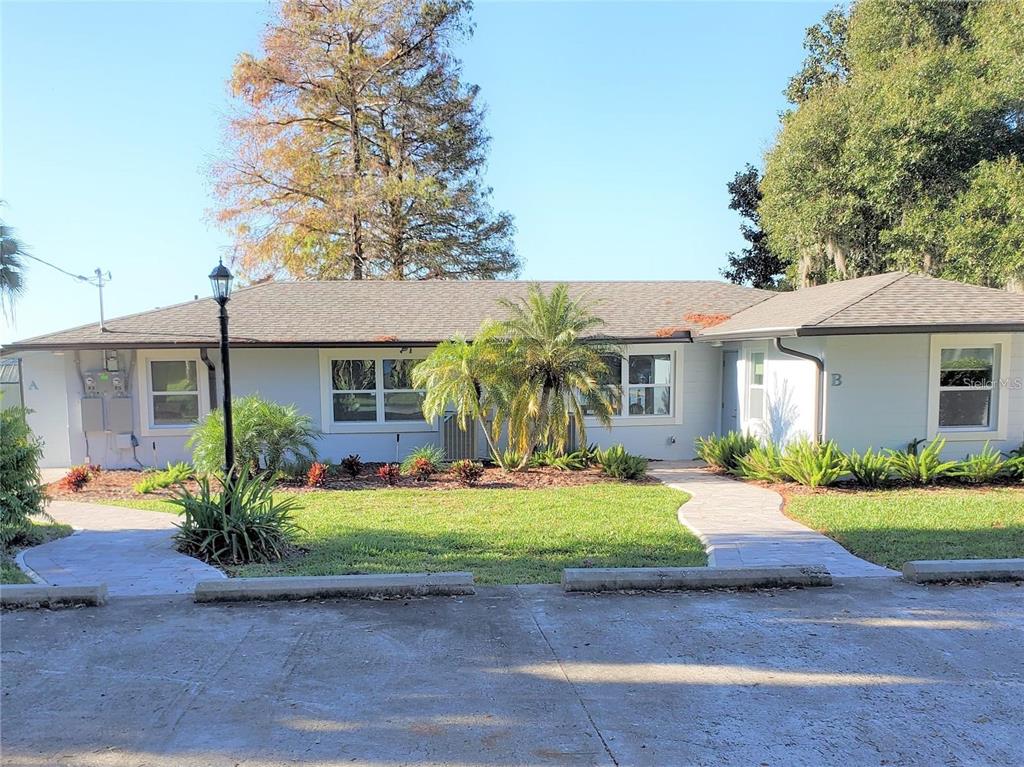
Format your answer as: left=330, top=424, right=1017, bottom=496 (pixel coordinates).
left=3, top=272, right=1023, bottom=468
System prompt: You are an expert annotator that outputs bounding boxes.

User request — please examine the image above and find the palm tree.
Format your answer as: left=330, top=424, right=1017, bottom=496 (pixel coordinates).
left=498, top=284, right=620, bottom=468
left=0, top=213, right=28, bottom=319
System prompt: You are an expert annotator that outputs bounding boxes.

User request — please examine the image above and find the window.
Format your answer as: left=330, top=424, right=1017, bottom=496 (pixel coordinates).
left=582, top=354, right=623, bottom=416
left=331, top=359, right=377, bottom=422
left=327, top=355, right=427, bottom=425
left=383, top=359, right=425, bottom=422
left=747, top=352, right=765, bottom=420
left=627, top=354, right=672, bottom=416
left=149, top=360, right=200, bottom=426
left=937, top=347, right=994, bottom=429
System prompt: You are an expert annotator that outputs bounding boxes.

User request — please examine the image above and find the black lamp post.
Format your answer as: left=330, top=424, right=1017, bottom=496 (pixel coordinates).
left=209, top=261, right=235, bottom=477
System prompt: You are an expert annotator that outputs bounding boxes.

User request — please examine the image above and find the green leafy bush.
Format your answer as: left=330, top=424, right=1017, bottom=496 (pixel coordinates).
left=843, top=448, right=891, bottom=488
left=1005, top=444, right=1024, bottom=479
left=595, top=444, right=648, bottom=480
left=530, top=447, right=592, bottom=471
left=952, top=443, right=1009, bottom=484
left=0, top=408, right=48, bottom=546
left=694, top=431, right=759, bottom=472
left=133, top=462, right=193, bottom=494
left=734, top=443, right=787, bottom=482
left=491, top=448, right=524, bottom=471
left=449, top=459, right=485, bottom=486
left=779, top=439, right=844, bottom=488
left=400, top=444, right=446, bottom=475
left=170, top=468, right=300, bottom=565
left=188, top=395, right=319, bottom=475
left=886, top=437, right=958, bottom=485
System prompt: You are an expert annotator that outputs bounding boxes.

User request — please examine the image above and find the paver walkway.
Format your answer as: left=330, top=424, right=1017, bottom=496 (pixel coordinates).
left=650, top=462, right=897, bottom=578
left=19, top=500, right=224, bottom=597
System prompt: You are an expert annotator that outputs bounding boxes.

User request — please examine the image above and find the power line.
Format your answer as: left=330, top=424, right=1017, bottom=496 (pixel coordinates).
left=20, top=252, right=90, bottom=283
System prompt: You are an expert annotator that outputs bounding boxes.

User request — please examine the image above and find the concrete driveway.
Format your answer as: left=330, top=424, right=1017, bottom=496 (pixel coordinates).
left=1, top=580, right=1021, bottom=767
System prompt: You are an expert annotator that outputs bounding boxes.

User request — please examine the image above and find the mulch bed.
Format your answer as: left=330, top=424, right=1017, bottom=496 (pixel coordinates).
left=46, top=464, right=649, bottom=502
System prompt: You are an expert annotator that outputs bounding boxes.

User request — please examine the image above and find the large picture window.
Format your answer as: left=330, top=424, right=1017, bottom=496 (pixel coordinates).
left=149, top=360, right=200, bottom=426
left=327, top=355, right=427, bottom=426
left=937, top=347, right=994, bottom=428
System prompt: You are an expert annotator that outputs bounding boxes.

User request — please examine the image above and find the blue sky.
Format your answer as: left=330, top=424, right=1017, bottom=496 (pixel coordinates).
left=1, top=0, right=830, bottom=343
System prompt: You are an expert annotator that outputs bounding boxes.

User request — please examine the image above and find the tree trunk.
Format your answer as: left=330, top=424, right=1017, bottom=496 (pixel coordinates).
left=347, top=35, right=365, bottom=281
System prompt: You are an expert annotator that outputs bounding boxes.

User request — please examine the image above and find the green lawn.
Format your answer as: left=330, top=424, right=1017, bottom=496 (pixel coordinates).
left=1, top=521, right=74, bottom=584
left=785, top=487, right=1024, bottom=569
left=110, top=485, right=701, bottom=584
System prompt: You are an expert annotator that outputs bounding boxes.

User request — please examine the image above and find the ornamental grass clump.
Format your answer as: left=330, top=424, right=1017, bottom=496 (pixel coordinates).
left=842, top=448, right=891, bottom=488
left=595, top=444, right=648, bottom=480
left=886, top=437, right=958, bottom=485
left=399, top=444, right=446, bottom=476
left=694, top=431, right=759, bottom=472
left=779, top=438, right=844, bottom=488
left=170, top=468, right=300, bottom=565
left=952, top=443, right=1010, bottom=484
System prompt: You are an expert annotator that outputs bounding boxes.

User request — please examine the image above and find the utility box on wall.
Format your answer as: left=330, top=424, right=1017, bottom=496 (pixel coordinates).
left=81, top=398, right=104, bottom=433
left=108, top=398, right=133, bottom=433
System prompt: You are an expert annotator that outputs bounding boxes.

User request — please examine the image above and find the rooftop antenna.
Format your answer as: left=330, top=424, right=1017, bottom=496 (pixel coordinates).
left=87, top=268, right=112, bottom=331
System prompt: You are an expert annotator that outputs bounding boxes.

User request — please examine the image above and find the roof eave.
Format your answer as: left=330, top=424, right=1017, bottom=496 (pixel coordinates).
left=696, top=322, right=1024, bottom=343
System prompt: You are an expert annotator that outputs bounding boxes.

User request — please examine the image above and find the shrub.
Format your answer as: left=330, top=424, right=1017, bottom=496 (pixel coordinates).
left=376, top=463, right=401, bottom=486
left=188, top=395, right=319, bottom=476
left=779, top=439, right=844, bottom=488
left=886, top=437, right=958, bottom=485
left=133, top=462, right=193, bottom=494
left=843, top=448, right=891, bottom=488
left=170, top=468, right=300, bottom=565
left=595, top=444, right=648, bottom=480
left=734, top=443, right=787, bottom=482
left=340, top=454, right=363, bottom=477
left=60, top=465, right=94, bottom=493
left=694, top=431, right=759, bottom=472
left=449, top=459, right=485, bottom=486
left=0, top=408, right=48, bottom=546
left=491, top=448, right=524, bottom=471
left=530, top=447, right=591, bottom=471
left=406, top=456, right=435, bottom=481
left=399, top=444, right=446, bottom=475
left=952, top=443, right=1008, bottom=484
left=306, top=461, right=328, bottom=488
left=1004, top=444, right=1024, bottom=479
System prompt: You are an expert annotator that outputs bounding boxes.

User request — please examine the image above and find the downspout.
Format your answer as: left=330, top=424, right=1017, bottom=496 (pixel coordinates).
left=199, top=349, right=217, bottom=405
left=774, top=337, right=825, bottom=443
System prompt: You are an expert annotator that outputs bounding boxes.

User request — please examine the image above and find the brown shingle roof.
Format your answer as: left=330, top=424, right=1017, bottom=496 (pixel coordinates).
left=3, top=280, right=772, bottom=351
left=698, top=272, right=1024, bottom=340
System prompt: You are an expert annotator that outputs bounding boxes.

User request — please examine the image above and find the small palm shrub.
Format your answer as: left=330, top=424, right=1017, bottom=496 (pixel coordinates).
left=60, top=464, right=95, bottom=492
left=886, top=437, right=958, bottom=485
left=306, top=461, right=328, bottom=488
left=376, top=463, right=401, bottom=486
left=449, top=459, right=485, bottom=486
left=492, top=448, right=525, bottom=471
left=952, top=443, right=1008, bottom=484
left=595, top=444, right=648, bottom=480
left=734, top=443, right=787, bottom=482
left=133, top=462, right=193, bottom=494
left=188, top=395, right=319, bottom=475
left=530, top=447, right=591, bottom=471
left=170, top=468, right=300, bottom=565
left=843, top=448, right=891, bottom=488
left=779, top=439, right=844, bottom=488
left=340, top=454, right=363, bottom=477
left=694, top=431, right=759, bottom=472
left=400, top=444, right=446, bottom=475
left=0, top=408, right=48, bottom=546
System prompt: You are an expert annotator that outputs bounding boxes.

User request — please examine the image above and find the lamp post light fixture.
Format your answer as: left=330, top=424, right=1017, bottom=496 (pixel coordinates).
left=209, top=260, right=235, bottom=478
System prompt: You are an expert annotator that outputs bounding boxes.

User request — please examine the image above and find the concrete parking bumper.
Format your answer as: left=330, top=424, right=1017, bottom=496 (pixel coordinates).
left=194, top=572, right=476, bottom=602
left=562, top=564, right=832, bottom=592
left=903, top=558, right=1024, bottom=584
left=0, top=583, right=107, bottom=609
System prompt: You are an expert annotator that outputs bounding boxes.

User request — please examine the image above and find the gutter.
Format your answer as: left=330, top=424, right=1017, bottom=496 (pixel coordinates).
left=773, top=337, right=825, bottom=443
left=199, top=348, right=217, bottom=405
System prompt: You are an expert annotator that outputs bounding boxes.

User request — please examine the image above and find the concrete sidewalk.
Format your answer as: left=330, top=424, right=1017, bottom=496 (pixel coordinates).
left=650, top=462, right=898, bottom=578
left=19, top=500, right=224, bottom=596
left=1, top=580, right=1021, bottom=766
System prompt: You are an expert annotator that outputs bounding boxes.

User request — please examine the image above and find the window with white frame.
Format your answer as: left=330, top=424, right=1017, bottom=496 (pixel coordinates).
left=149, top=360, right=200, bottom=426
left=747, top=352, right=765, bottom=420
left=581, top=354, right=623, bottom=416
left=329, top=356, right=426, bottom=424
left=937, top=346, right=995, bottom=429
left=628, top=353, right=672, bottom=415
